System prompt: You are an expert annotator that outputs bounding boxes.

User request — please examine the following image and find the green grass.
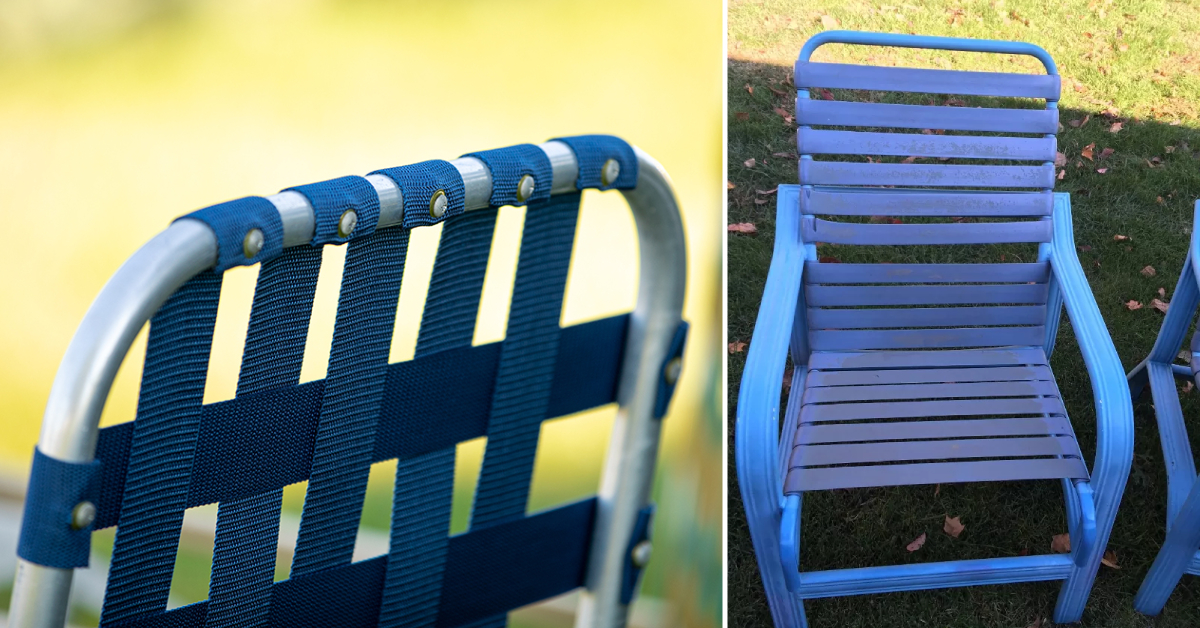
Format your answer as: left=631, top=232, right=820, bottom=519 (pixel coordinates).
left=728, top=1, right=1200, bottom=626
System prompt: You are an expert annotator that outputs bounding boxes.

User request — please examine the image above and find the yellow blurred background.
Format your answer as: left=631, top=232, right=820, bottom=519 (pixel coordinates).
left=0, top=0, right=722, bottom=626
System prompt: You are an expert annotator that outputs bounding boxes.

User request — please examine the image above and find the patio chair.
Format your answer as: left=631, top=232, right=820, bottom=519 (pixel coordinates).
left=1128, top=200, right=1200, bottom=615
left=9, top=136, right=689, bottom=628
left=735, top=31, right=1132, bottom=626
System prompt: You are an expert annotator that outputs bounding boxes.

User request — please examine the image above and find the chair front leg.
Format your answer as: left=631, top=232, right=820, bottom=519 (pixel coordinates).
left=1134, top=475, right=1200, bottom=615
left=1128, top=251, right=1200, bottom=400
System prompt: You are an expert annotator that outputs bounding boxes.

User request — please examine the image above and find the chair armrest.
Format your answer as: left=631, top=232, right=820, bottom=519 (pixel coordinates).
left=1048, top=193, right=1134, bottom=511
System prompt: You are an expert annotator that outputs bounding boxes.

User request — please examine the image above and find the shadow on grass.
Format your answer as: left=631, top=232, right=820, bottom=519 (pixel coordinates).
left=727, top=57, right=1200, bottom=628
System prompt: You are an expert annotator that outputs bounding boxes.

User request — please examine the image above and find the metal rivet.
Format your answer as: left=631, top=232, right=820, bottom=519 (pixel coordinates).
left=429, top=190, right=448, bottom=218
left=242, top=228, right=264, bottom=259
left=516, top=174, right=536, bottom=202
left=601, top=159, right=621, bottom=186
left=71, top=501, right=96, bottom=530
left=631, top=540, right=652, bottom=568
left=338, top=210, right=358, bottom=238
left=664, top=357, right=683, bottom=385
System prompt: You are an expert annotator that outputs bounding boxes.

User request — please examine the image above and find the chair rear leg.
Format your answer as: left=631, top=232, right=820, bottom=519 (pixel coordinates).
left=1134, top=476, right=1200, bottom=615
left=1129, top=254, right=1200, bottom=399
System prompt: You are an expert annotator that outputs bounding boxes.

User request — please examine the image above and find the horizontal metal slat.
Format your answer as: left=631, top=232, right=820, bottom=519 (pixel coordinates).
left=803, top=379, right=1061, bottom=404
left=807, top=365, right=1054, bottom=387
left=806, top=262, right=1050, bottom=284
left=791, top=435, right=1080, bottom=467
left=801, top=160, right=1055, bottom=188
left=795, top=62, right=1062, bottom=99
left=803, top=217, right=1052, bottom=245
left=799, top=129, right=1056, bottom=161
left=807, top=347, right=1048, bottom=370
left=808, top=306, right=1047, bottom=330
left=808, top=326, right=1046, bottom=350
left=785, top=457, right=1088, bottom=491
left=797, top=99, right=1059, bottom=133
left=806, top=283, right=1048, bottom=307
left=800, top=188, right=1053, bottom=217
left=800, top=397, right=1067, bottom=423
left=796, top=415, right=1074, bottom=444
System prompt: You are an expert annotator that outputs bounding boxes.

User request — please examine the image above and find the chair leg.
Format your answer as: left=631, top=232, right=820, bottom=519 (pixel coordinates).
left=1131, top=254, right=1200, bottom=400
left=1134, top=476, right=1200, bottom=615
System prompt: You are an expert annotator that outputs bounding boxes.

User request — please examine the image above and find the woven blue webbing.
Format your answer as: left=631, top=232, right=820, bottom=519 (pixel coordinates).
left=100, top=273, right=222, bottom=624
left=461, top=145, right=553, bottom=207
left=471, top=193, right=580, bottom=528
left=370, top=161, right=466, bottom=228
left=284, top=176, right=381, bottom=245
left=377, top=208, right=499, bottom=627
left=550, top=135, right=638, bottom=191
left=180, top=197, right=285, bottom=272
left=204, top=247, right=322, bottom=628
left=290, top=225, right=410, bottom=576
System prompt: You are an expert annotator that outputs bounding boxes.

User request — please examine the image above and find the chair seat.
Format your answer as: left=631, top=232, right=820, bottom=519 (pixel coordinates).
left=784, top=347, right=1089, bottom=492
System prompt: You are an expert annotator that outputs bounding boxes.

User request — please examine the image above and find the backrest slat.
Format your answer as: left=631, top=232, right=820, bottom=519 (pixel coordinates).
left=800, top=161, right=1055, bottom=188
left=796, top=61, right=1062, bottom=99
left=801, top=189, right=1052, bottom=217
left=803, top=217, right=1052, bottom=245
left=806, top=283, right=1049, bottom=307
left=798, top=99, right=1059, bottom=134
left=799, top=128, right=1056, bottom=161
left=806, top=262, right=1049, bottom=284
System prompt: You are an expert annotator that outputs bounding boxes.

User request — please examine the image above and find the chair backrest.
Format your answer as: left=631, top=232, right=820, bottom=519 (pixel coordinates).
left=11, top=136, right=688, bottom=628
left=794, top=32, right=1060, bottom=352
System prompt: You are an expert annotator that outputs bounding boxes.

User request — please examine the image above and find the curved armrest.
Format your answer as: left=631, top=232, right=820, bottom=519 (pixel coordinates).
left=1048, top=194, right=1134, bottom=511
left=798, top=30, right=1057, bottom=74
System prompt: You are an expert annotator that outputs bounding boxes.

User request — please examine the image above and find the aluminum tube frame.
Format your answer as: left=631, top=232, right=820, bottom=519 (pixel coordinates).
left=10, top=142, right=686, bottom=628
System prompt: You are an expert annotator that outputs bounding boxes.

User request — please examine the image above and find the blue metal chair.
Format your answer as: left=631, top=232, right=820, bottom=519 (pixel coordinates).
left=1128, top=201, right=1200, bottom=615
left=9, top=136, right=689, bottom=627
left=735, top=31, right=1132, bottom=626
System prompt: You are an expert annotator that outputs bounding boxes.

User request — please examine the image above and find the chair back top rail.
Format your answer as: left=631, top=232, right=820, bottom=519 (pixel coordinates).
left=797, top=30, right=1058, bottom=75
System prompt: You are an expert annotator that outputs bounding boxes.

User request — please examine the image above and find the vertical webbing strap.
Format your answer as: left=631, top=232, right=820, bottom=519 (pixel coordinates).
left=472, top=192, right=581, bottom=526
left=291, top=226, right=410, bottom=575
left=100, top=273, right=222, bottom=624
left=376, top=209, right=499, bottom=628
left=204, top=247, right=323, bottom=628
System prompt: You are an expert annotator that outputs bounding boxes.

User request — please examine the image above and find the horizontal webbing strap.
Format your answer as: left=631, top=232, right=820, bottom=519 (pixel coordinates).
left=800, top=160, right=1055, bottom=188
left=806, top=262, right=1049, bottom=284
left=795, top=62, right=1061, bottom=99
left=98, top=498, right=596, bottom=628
left=801, top=188, right=1053, bottom=217
left=798, top=129, right=1056, bottom=161
left=797, top=99, right=1059, bottom=134
left=90, top=315, right=628, bottom=529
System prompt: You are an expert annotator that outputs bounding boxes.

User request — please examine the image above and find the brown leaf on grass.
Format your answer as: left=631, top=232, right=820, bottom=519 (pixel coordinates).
left=1159, top=287, right=1167, bottom=298
left=1027, top=618, right=1045, bottom=628
left=1184, top=381, right=1195, bottom=394
left=773, top=152, right=797, bottom=159
left=757, top=187, right=778, bottom=195
left=1179, top=349, right=1192, bottom=364
left=1158, top=196, right=1166, bottom=205
left=727, top=181, right=735, bottom=189
left=728, top=341, right=747, bottom=354
left=1100, top=147, right=1115, bottom=159
left=906, top=533, right=927, bottom=552
left=819, top=88, right=834, bottom=101
left=1057, top=169, right=1066, bottom=180
left=818, top=256, right=841, bottom=263
left=1110, top=122, right=1124, bottom=133
left=1113, top=234, right=1129, bottom=241
left=728, top=223, right=757, bottom=234
left=943, top=516, right=965, bottom=539
left=1051, top=533, right=1072, bottom=553
left=774, top=107, right=794, bottom=123
left=1126, top=300, right=1143, bottom=311
left=1055, top=152, right=1067, bottom=167
left=769, top=86, right=787, bottom=98
left=1081, top=143, right=1096, bottom=161
left=735, top=112, right=749, bottom=121
left=782, top=366, right=794, bottom=391
left=744, top=83, right=753, bottom=95
left=934, top=484, right=941, bottom=497
left=1069, top=115, right=1091, bottom=128
left=1166, top=145, right=1177, bottom=154
left=755, top=198, right=768, bottom=205
left=1152, top=298, right=1170, bottom=313
left=1142, top=265, right=1157, bottom=277
left=1102, top=550, right=1121, bottom=569
left=744, top=158, right=756, bottom=168
left=1008, top=9, right=1030, bottom=25
left=820, top=14, right=839, bottom=28
left=901, top=156, right=918, bottom=164
left=945, top=97, right=967, bottom=107
left=1097, top=168, right=1108, bottom=174
left=1147, top=156, right=1163, bottom=168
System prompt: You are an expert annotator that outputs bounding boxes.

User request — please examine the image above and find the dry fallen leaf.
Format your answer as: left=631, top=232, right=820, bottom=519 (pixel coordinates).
left=735, top=112, right=749, bottom=121
left=744, top=158, right=756, bottom=168
left=1152, top=298, right=1170, bottom=313
left=1159, top=287, right=1167, bottom=298
left=934, top=484, right=941, bottom=497
left=1027, top=618, right=1045, bottom=628
left=819, top=88, right=834, bottom=101
left=1052, top=533, right=1072, bottom=554
left=774, top=107, right=794, bottom=123
left=755, top=198, right=769, bottom=205
left=943, top=516, right=965, bottom=539
left=772, top=152, right=797, bottom=159
left=1056, top=169, right=1066, bottom=180
left=782, top=366, right=794, bottom=391
left=1113, top=234, right=1129, bottom=241
left=1110, top=122, right=1124, bottom=133
left=820, top=14, right=839, bottom=28
left=728, top=341, right=747, bottom=354
left=906, top=533, right=927, bottom=552
left=1097, top=168, right=1108, bottom=174
left=1100, top=147, right=1115, bottom=159
left=1102, top=550, right=1121, bottom=569
left=757, top=187, right=778, bottom=195
left=1081, top=143, right=1095, bottom=161
left=728, top=223, right=757, bottom=234
left=1126, top=300, right=1143, bottom=311
left=1185, top=381, right=1195, bottom=394
left=1069, top=115, right=1091, bottom=128
left=1158, top=196, right=1166, bottom=205
left=744, top=83, right=753, bottom=95
left=901, top=156, right=918, bottom=164
left=1142, top=266, right=1157, bottom=277
left=1055, top=151, right=1067, bottom=167
left=727, top=181, right=736, bottom=189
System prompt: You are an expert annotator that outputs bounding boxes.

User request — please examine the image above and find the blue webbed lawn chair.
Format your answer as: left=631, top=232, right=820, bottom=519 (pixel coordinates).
left=9, top=136, right=689, bottom=628
left=735, top=32, right=1133, bottom=626
left=1128, top=200, right=1200, bottom=615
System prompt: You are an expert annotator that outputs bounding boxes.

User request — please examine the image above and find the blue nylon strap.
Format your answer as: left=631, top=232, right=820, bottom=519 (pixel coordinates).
left=17, top=449, right=102, bottom=568
left=179, top=197, right=284, bottom=272
left=550, top=135, right=638, bottom=190
left=101, top=273, right=222, bottom=624
left=461, top=145, right=553, bottom=207
left=284, top=176, right=381, bottom=245
left=370, top=161, right=466, bottom=228
left=291, top=225, right=410, bottom=576
left=619, top=505, right=655, bottom=604
left=378, top=209, right=499, bottom=628
left=472, top=193, right=581, bottom=527
left=204, top=247, right=323, bottom=628
left=654, top=321, right=689, bottom=419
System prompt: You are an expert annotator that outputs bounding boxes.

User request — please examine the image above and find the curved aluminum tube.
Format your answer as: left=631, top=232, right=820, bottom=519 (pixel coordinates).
left=798, top=30, right=1058, bottom=75
left=574, top=147, right=687, bottom=628
left=11, top=143, right=684, bottom=628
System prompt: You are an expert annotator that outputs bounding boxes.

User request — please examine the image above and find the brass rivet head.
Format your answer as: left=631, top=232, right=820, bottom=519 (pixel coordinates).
left=71, top=501, right=97, bottom=530
left=631, top=540, right=652, bottom=568
left=516, top=174, right=536, bottom=202
left=601, top=159, right=621, bottom=186
left=338, top=210, right=358, bottom=238
left=664, top=357, right=683, bottom=385
left=242, top=228, right=264, bottom=259
left=429, top=190, right=448, bottom=218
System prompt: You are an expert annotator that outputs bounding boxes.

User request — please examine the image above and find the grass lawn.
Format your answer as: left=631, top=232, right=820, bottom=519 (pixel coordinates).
left=728, top=1, right=1200, bottom=626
